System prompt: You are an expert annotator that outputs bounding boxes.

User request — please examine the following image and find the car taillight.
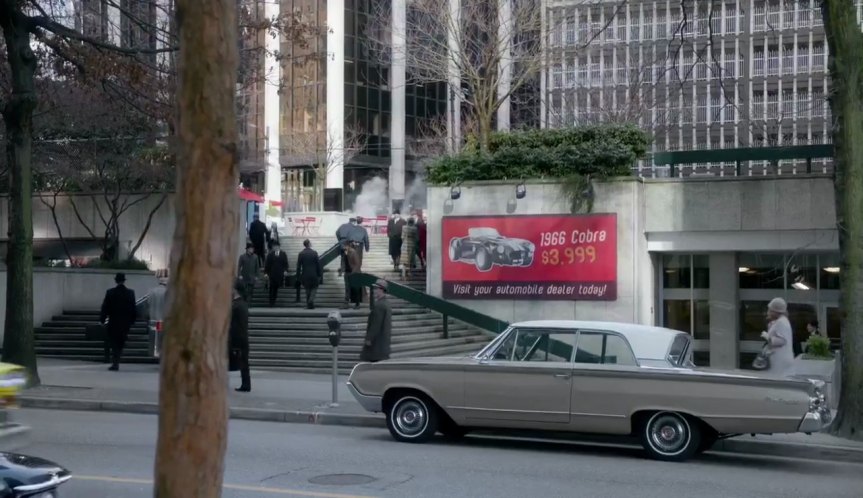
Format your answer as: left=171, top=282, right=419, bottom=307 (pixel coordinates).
left=155, top=321, right=163, bottom=332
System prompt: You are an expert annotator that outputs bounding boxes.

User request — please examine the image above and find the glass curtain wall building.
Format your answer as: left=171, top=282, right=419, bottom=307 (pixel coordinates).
left=278, top=0, right=447, bottom=212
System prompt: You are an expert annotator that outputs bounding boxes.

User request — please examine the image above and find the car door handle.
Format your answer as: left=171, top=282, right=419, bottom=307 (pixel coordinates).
left=553, top=374, right=571, bottom=379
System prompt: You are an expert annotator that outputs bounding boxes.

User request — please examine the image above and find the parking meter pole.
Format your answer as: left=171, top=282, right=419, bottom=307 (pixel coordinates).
left=331, top=346, right=339, bottom=407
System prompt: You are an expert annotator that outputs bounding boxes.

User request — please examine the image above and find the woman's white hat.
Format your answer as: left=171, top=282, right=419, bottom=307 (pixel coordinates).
left=768, top=297, right=788, bottom=314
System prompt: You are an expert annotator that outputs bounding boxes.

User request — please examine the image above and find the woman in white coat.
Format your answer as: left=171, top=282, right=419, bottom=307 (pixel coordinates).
left=762, top=297, right=795, bottom=377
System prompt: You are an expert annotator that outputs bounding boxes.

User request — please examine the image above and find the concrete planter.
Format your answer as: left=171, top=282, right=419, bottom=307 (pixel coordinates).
left=791, top=354, right=840, bottom=410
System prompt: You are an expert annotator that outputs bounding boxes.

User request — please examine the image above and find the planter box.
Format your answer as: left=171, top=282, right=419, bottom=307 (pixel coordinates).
left=791, top=355, right=840, bottom=410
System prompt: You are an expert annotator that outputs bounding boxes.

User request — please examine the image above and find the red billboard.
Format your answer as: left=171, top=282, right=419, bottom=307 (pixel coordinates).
left=442, top=214, right=617, bottom=300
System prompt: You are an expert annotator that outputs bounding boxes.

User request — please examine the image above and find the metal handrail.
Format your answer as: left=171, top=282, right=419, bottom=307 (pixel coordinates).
left=319, top=241, right=342, bottom=268
left=347, top=272, right=510, bottom=336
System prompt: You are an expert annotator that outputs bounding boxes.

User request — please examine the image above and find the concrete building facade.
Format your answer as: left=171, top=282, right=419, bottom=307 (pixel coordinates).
left=427, top=176, right=839, bottom=370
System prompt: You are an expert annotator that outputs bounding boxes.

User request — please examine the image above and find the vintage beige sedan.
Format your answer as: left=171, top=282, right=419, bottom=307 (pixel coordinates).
left=347, top=320, right=832, bottom=461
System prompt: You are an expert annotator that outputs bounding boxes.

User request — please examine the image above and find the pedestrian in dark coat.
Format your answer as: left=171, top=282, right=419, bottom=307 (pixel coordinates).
left=417, top=217, right=427, bottom=268
left=237, top=243, right=260, bottom=301
left=99, top=273, right=137, bottom=371
left=264, top=240, right=290, bottom=307
left=229, top=280, right=251, bottom=392
left=360, top=280, right=392, bottom=362
left=249, top=215, right=269, bottom=266
left=387, top=212, right=406, bottom=271
left=296, top=239, right=323, bottom=309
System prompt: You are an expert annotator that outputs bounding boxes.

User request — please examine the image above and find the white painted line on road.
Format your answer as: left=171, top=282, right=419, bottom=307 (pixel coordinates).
left=73, top=475, right=379, bottom=498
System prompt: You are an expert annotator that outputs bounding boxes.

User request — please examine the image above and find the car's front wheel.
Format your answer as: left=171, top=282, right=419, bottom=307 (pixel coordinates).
left=639, top=411, right=702, bottom=462
left=475, top=247, right=493, bottom=272
left=386, top=394, right=438, bottom=443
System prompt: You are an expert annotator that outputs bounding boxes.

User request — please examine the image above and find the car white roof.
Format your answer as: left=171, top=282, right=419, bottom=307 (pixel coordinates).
left=509, top=320, right=686, bottom=361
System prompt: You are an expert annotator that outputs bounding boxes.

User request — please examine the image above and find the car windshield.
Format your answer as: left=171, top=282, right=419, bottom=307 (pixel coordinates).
left=469, top=227, right=501, bottom=239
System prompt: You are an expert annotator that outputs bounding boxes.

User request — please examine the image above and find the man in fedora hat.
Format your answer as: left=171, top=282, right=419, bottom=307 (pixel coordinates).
left=360, top=279, right=392, bottom=363
left=264, top=239, right=290, bottom=307
left=99, top=272, right=137, bottom=371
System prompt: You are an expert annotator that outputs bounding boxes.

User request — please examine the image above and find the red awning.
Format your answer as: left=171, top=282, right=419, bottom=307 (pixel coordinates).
left=237, top=188, right=264, bottom=203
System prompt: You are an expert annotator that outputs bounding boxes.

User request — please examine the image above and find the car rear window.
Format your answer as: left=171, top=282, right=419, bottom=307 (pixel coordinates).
left=667, top=334, right=690, bottom=366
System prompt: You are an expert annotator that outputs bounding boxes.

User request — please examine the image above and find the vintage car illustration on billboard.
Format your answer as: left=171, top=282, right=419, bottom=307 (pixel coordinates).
left=448, top=227, right=536, bottom=272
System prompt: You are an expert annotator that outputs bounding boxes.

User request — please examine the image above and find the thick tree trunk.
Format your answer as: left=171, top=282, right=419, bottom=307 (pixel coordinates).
left=153, top=0, right=239, bottom=495
left=822, top=0, right=863, bottom=441
left=0, top=2, right=39, bottom=385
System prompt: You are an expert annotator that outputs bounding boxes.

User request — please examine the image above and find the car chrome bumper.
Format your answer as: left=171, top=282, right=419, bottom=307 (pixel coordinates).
left=798, top=411, right=831, bottom=433
left=346, top=382, right=382, bottom=413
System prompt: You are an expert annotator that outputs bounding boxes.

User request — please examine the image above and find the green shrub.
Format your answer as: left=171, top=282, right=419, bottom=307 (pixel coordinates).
left=426, top=124, right=650, bottom=186
left=803, top=334, right=833, bottom=360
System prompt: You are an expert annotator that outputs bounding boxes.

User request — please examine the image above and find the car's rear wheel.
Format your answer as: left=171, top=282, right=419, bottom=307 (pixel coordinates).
left=639, top=411, right=702, bottom=462
left=475, top=248, right=492, bottom=272
left=386, top=394, right=438, bottom=443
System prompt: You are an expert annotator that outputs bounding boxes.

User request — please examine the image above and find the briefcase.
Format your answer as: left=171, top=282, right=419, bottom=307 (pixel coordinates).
left=85, top=323, right=106, bottom=341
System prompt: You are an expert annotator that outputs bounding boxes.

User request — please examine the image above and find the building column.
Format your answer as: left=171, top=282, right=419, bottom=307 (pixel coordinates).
left=263, top=0, right=282, bottom=217
left=447, top=0, right=462, bottom=152
left=390, top=0, right=407, bottom=210
left=326, top=2, right=345, bottom=192
left=496, top=0, right=512, bottom=131
left=709, top=253, right=740, bottom=369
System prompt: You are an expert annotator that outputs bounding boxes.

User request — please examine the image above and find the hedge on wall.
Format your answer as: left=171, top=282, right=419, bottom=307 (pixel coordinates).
left=426, top=124, right=651, bottom=186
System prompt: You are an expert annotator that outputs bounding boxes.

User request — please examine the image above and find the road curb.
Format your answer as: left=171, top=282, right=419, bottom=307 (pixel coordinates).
left=20, top=397, right=863, bottom=463
left=21, top=396, right=388, bottom=429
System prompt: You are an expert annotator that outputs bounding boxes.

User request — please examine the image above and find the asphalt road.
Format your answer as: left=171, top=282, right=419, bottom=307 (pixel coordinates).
left=12, top=409, right=863, bottom=498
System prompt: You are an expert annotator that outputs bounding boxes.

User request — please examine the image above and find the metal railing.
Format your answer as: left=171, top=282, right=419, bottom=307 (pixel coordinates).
left=347, top=272, right=510, bottom=337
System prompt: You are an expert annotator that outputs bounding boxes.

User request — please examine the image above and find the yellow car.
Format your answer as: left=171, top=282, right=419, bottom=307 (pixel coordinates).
left=0, top=363, right=27, bottom=408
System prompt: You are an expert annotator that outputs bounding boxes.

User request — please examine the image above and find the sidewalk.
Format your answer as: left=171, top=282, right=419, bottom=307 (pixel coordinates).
left=19, top=359, right=863, bottom=463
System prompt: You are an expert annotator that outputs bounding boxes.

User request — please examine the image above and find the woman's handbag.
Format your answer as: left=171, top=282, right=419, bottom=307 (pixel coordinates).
left=751, top=343, right=771, bottom=370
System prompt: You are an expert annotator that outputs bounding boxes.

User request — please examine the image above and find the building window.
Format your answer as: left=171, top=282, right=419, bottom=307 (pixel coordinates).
left=738, top=252, right=842, bottom=367
left=660, top=254, right=710, bottom=365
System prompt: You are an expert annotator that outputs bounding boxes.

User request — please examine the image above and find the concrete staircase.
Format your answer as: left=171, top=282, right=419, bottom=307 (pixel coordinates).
left=34, top=311, right=152, bottom=363
left=33, top=233, right=493, bottom=371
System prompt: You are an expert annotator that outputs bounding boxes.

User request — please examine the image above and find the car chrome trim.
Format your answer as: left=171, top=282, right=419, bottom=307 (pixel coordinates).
left=14, top=472, right=72, bottom=492
left=449, top=406, right=569, bottom=416
left=346, top=382, right=382, bottom=413
left=798, top=411, right=828, bottom=433
left=570, top=412, right=627, bottom=419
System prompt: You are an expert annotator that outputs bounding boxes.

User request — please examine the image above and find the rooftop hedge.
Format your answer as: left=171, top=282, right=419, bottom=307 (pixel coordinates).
left=426, top=124, right=651, bottom=186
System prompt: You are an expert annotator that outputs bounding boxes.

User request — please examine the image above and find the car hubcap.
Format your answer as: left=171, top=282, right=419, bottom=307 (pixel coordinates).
left=393, top=398, right=427, bottom=437
left=648, top=413, right=688, bottom=454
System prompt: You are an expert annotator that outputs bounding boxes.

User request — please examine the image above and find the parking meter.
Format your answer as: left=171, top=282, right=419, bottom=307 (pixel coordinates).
left=327, top=311, right=342, bottom=406
left=327, top=311, right=342, bottom=347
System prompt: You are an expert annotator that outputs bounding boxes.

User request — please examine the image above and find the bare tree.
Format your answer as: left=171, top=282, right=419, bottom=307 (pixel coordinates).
left=368, top=0, right=549, bottom=151
left=0, top=0, right=315, bottom=383
left=407, top=114, right=449, bottom=159
left=282, top=126, right=366, bottom=210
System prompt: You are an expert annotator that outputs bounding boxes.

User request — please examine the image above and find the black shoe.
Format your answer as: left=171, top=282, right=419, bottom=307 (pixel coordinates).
left=235, top=387, right=251, bottom=392
left=108, top=364, right=119, bottom=371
